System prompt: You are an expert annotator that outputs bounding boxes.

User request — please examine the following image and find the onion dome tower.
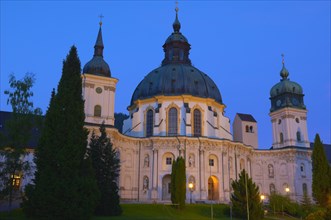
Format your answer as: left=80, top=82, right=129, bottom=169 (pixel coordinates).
left=82, top=19, right=118, bottom=126
left=269, top=55, right=309, bottom=148
left=124, top=7, right=231, bottom=140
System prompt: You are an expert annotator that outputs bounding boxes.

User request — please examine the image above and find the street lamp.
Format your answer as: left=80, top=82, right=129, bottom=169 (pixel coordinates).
left=283, top=187, right=290, bottom=216
left=188, top=182, right=194, bottom=204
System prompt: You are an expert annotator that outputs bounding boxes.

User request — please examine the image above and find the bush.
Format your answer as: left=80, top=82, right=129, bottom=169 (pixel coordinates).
left=305, top=209, right=326, bottom=220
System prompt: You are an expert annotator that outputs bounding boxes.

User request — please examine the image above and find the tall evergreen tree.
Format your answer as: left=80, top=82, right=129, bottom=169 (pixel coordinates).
left=312, top=134, right=331, bottom=206
left=0, top=73, right=42, bottom=210
left=87, top=122, right=122, bottom=216
left=170, top=157, right=186, bottom=209
left=22, top=46, right=98, bottom=219
left=231, top=169, right=263, bottom=220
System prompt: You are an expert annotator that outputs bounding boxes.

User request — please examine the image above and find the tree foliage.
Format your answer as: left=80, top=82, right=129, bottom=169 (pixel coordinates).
left=312, top=134, right=331, bottom=206
left=0, top=73, right=42, bottom=209
left=231, top=169, right=263, bottom=220
left=171, top=156, right=186, bottom=209
left=22, top=46, right=98, bottom=219
left=87, top=122, right=122, bottom=216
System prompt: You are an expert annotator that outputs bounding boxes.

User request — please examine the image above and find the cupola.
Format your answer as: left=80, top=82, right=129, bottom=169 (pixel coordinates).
left=83, top=22, right=111, bottom=77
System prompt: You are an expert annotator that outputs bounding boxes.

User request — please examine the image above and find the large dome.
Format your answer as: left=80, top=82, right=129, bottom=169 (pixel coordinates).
left=130, top=9, right=223, bottom=107
left=130, top=64, right=223, bottom=106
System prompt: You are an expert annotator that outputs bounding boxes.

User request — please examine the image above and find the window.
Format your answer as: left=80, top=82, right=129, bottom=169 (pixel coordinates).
left=146, top=109, right=154, bottom=137
left=245, top=125, right=249, bottom=132
left=302, top=183, right=307, bottom=195
left=280, top=132, right=284, bottom=143
left=94, top=105, right=101, bottom=117
left=296, top=131, right=301, bottom=141
left=249, top=126, right=253, bottom=133
left=301, top=163, right=306, bottom=177
left=11, top=174, right=21, bottom=190
left=193, top=109, right=202, bottom=136
left=209, top=159, right=214, bottom=166
left=269, top=184, right=276, bottom=194
left=168, top=107, right=178, bottom=136
left=166, top=157, right=172, bottom=165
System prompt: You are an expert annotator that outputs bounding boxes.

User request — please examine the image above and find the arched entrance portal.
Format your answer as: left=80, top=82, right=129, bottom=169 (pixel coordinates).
left=208, top=176, right=219, bottom=200
left=162, top=174, right=171, bottom=200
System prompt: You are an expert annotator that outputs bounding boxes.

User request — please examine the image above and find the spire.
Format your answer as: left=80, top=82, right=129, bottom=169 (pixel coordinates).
left=173, top=1, right=181, bottom=33
left=280, top=53, right=289, bottom=80
left=94, top=15, right=104, bottom=57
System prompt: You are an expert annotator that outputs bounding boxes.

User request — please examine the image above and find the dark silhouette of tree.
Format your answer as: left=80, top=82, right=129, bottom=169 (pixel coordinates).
left=87, top=122, right=122, bottom=216
left=171, top=156, right=186, bottom=209
left=312, top=134, right=331, bottom=206
left=114, top=113, right=129, bottom=133
left=231, top=169, right=263, bottom=220
left=22, top=46, right=98, bottom=219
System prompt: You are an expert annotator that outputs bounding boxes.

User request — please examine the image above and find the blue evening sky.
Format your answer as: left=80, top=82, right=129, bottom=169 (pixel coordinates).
left=1, top=1, right=330, bottom=149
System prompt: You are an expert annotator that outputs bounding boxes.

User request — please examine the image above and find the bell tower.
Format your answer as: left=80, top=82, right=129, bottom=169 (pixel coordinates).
left=82, top=20, right=118, bottom=126
left=269, top=55, right=309, bottom=149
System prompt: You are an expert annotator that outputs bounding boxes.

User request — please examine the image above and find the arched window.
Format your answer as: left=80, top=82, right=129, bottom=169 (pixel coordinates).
left=280, top=132, right=284, bottom=143
left=300, top=163, right=306, bottom=177
left=245, top=125, right=249, bottom=132
left=146, top=109, right=154, bottom=137
left=94, top=105, right=101, bottom=117
left=193, top=109, right=201, bottom=136
left=269, top=184, right=276, bottom=194
left=168, top=107, right=178, bottom=136
left=249, top=126, right=253, bottom=133
left=302, top=183, right=307, bottom=195
left=296, top=131, right=301, bottom=141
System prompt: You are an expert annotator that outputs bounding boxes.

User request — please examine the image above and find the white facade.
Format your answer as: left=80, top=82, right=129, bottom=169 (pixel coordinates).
left=270, top=107, right=309, bottom=149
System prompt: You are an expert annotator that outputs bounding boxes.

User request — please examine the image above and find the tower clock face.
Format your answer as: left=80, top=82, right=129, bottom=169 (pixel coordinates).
left=292, top=97, right=299, bottom=106
left=276, top=99, right=281, bottom=107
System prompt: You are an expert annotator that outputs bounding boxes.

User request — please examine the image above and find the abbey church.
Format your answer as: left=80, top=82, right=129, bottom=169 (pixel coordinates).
left=81, top=7, right=312, bottom=203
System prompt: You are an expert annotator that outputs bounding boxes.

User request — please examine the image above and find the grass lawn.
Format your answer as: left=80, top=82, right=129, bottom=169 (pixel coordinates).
left=0, top=204, right=241, bottom=220
left=94, top=204, right=239, bottom=220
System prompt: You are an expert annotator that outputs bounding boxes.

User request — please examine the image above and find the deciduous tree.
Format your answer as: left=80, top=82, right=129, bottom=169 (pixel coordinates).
left=0, top=73, right=42, bottom=210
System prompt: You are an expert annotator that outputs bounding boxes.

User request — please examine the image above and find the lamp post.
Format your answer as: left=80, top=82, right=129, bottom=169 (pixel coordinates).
left=188, top=182, right=194, bottom=204
left=283, top=187, right=290, bottom=216
left=260, top=194, right=265, bottom=216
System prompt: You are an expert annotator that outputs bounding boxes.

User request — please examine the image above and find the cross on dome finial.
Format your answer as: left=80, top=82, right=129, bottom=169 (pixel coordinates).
left=281, top=53, right=285, bottom=65
left=280, top=53, right=289, bottom=80
left=175, top=1, right=179, bottom=13
left=99, top=14, right=104, bottom=26
left=173, top=1, right=181, bottom=33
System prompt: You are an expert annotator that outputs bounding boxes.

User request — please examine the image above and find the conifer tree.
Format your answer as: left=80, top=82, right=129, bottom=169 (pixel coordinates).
left=312, top=134, right=331, bottom=206
left=171, top=157, right=177, bottom=205
left=170, top=157, right=186, bottom=209
left=87, top=122, right=122, bottom=216
left=22, top=46, right=98, bottom=219
left=231, top=169, right=263, bottom=220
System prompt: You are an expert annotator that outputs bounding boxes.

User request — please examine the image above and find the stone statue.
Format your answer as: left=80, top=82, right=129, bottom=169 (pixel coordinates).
left=144, top=155, right=149, bottom=168
left=143, top=176, right=149, bottom=190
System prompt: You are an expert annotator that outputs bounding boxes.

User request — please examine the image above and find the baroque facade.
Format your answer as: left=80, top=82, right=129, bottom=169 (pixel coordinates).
left=82, top=10, right=312, bottom=203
